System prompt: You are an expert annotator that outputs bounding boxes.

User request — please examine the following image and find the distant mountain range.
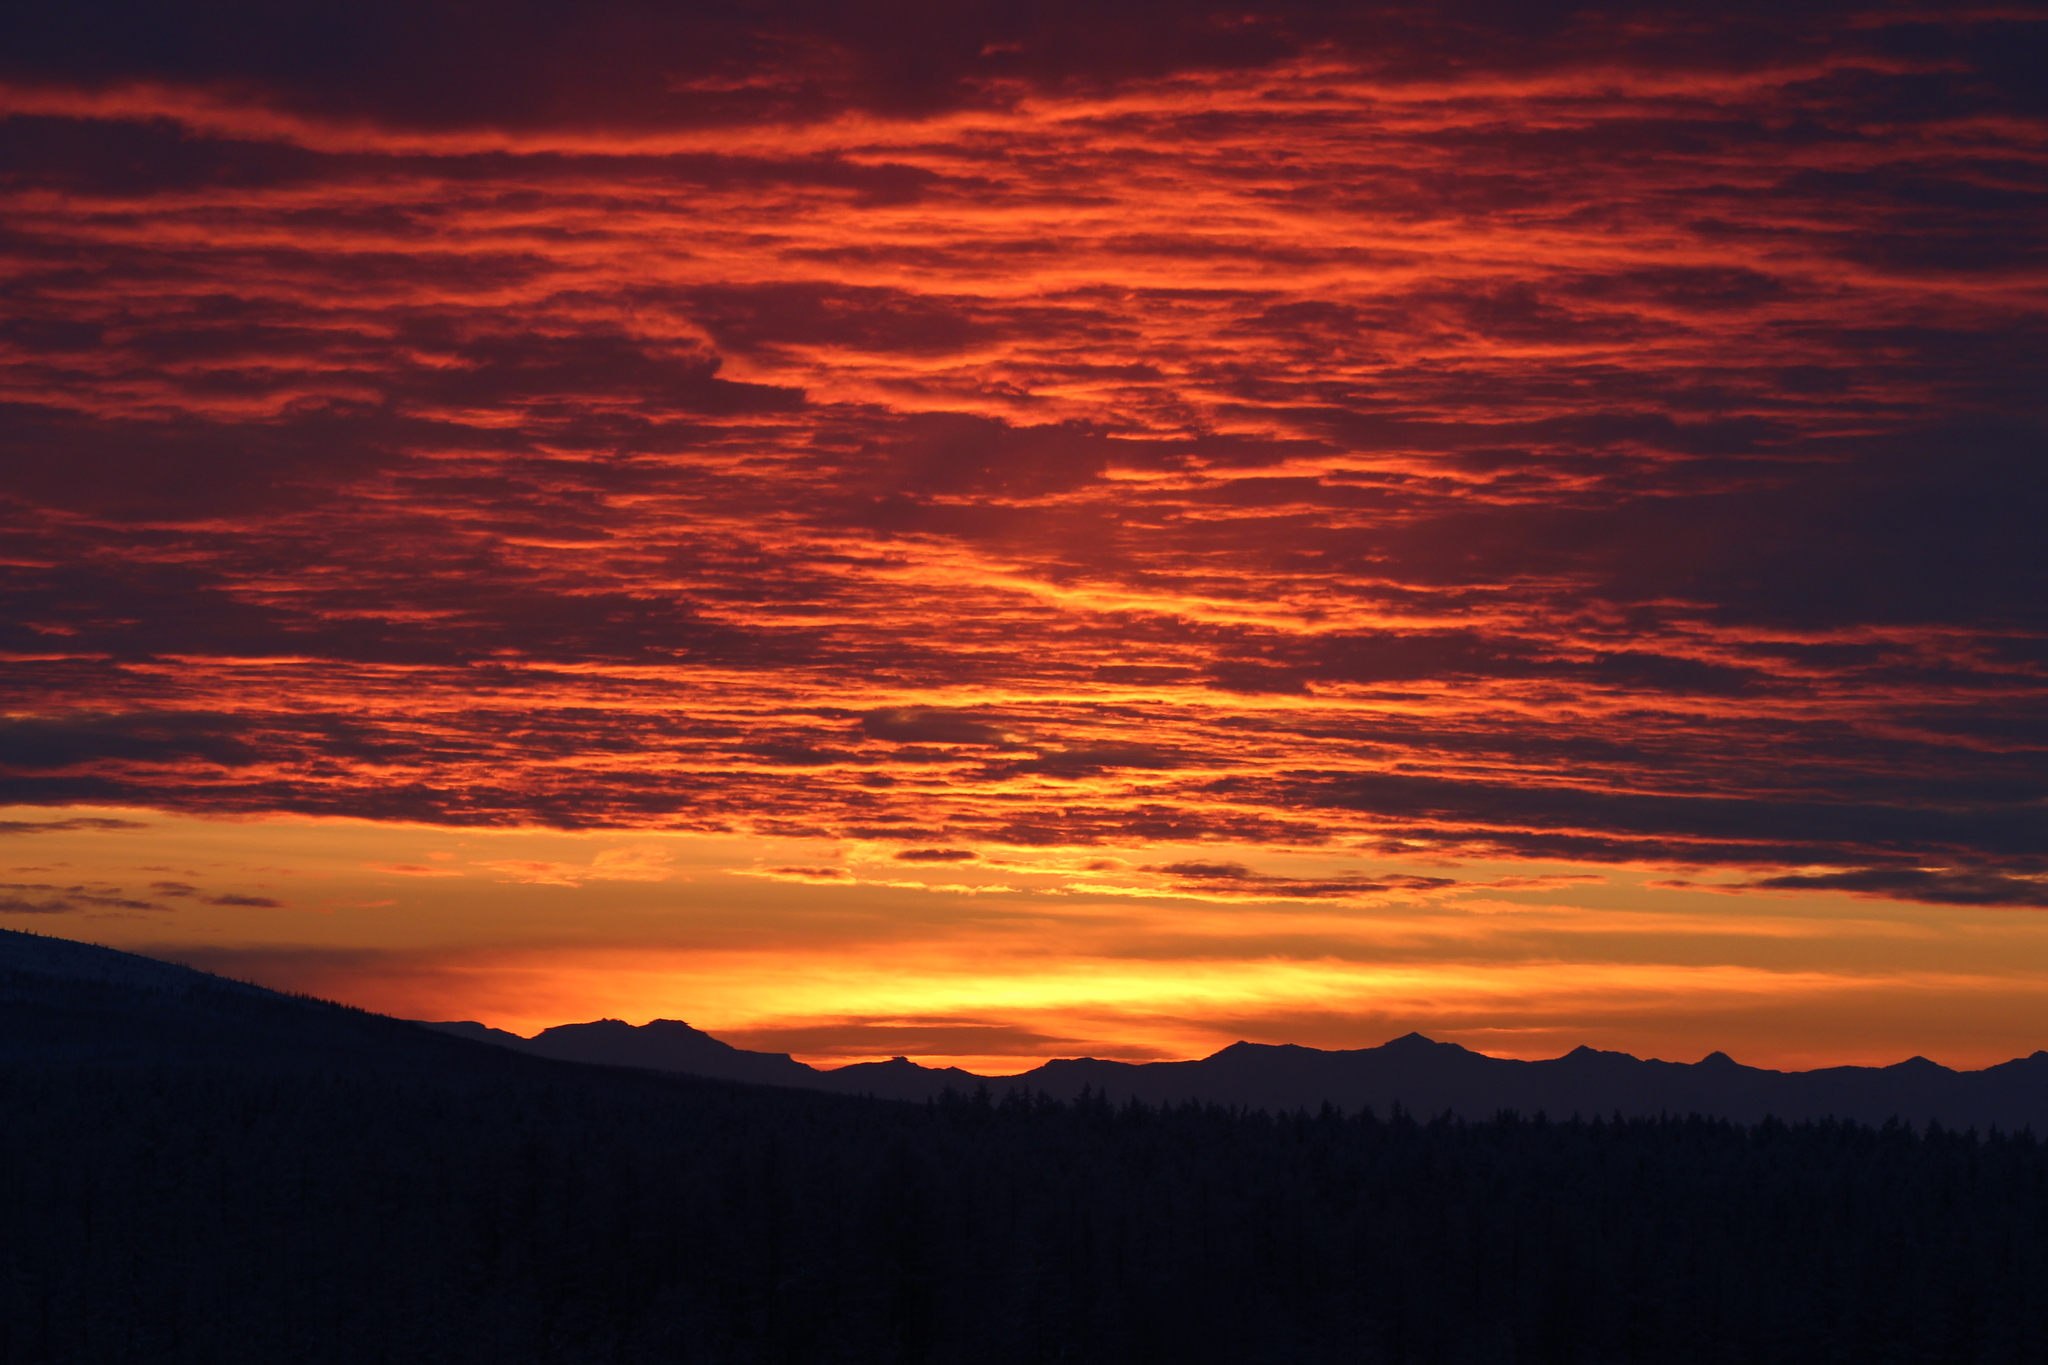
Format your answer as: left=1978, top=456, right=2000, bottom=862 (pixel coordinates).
left=6, top=926, right=2043, bottom=1131
left=21, top=927, right=2048, bottom=1365
left=421, top=1015, right=2048, bottom=1133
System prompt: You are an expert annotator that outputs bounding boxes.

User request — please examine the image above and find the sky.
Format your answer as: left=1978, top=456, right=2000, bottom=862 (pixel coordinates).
left=3, top=0, right=2045, bottom=1074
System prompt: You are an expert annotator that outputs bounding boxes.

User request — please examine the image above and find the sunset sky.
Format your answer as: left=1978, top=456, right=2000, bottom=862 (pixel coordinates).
left=4, top=1, right=2045, bottom=1073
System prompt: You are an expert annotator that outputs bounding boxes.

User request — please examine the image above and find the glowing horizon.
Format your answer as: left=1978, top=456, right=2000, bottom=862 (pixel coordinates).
left=3, top=2, right=2045, bottom=1073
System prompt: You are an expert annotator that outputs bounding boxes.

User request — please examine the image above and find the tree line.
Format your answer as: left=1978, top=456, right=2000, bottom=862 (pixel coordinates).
left=3, top=1042, right=2044, bottom=1364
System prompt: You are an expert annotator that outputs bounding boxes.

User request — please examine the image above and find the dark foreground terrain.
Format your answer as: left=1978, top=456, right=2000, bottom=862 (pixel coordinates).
left=6, top=929, right=2048, bottom=1364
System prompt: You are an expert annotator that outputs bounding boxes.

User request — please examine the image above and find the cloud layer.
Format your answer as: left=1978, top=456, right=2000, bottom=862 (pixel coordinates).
left=1, top=2, right=2044, bottom=913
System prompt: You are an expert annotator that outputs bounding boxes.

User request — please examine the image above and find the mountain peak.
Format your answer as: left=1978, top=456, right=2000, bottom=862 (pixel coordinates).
left=1888, top=1055, right=1951, bottom=1075
left=535, top=1018, right=632, bottom=1035
left=1383, top=1031, right=1443, bottom=1050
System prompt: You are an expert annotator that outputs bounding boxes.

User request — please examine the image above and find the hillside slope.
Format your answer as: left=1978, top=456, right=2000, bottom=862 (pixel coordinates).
left=7, top=927, right=2048, bottom=1365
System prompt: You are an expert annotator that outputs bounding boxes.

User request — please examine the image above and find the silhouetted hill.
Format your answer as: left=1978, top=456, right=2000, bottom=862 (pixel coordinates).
left=0, top=926, right=508, bottom=1072
left=420, top=1018, right=993, bottom=1099
left=1027, top=1033, right=2048, bottom=1131
left=426, top=1016, right=820, bottom=1086
left=1, top=927, right=277, bottom=996
left=10, top=927, right=2048, bottom=1364
left=811, top=1053, right=992, bottom=1100
left=436, top=1013, right=2048, bottom=1131
left=420, top=1018, right=532, bottom=1047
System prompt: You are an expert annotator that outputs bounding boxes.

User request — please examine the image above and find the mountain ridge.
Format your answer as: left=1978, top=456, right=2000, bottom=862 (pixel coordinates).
left=6, top=925, right=2042, bottom=1129
left=417, top=1013, right=2048, bottom=1130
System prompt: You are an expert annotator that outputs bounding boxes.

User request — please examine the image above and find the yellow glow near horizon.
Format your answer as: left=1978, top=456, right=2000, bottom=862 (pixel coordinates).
left=10, top=805, right=2048, bottom=1075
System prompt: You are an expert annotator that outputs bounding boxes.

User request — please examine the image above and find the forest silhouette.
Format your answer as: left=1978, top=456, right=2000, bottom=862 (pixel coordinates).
left=6, top=928, right=2046, bottom=1364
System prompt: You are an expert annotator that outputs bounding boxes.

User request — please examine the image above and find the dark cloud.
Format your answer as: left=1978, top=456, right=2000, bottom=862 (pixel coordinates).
left=141, top=880, right=277, bottom=906
left=740, top=742, right=859, bottom=767
left=0, top=556, right=801, bottom=670
left=1867, top=18, right=2048, bottom=117
left=1561, top=266, right=1794, bottom=312
left=1140, top=860, right=1457, bottom=899
left=1205, top=662, right=1312, bottom=696
left=686, top=284, right=1000, bottom=357
left=1284, top=424, right=2048, bottom=635
left=0, top=882, right=159, bottom=913
left=390, top=328, right=803, bottom=415
left=1597, top=425, right=2048, bottom=631
left=1749, top=868, right=2048, bottom=908
left=12, top=2, right=2040, bottom=132
left=0, top=400, right=466, bottom=521
left=0, top=818, right=148, bottom=835
left=1205, top=631, right=1772, bottom=696
left=0, top=114, right=324, bottom=197
left=0, top=895, right=73, bottom=914
left=1281, top=771, right=2048, bottom=869
left=860, top=709, right=1008, bottom=745
left=845, top=413, right=1157, bottom=501
left=0, top=713, right=262, bottom=770
left=894, top=848, right=977, bottom=862
left=1150, top=861, right=1253, bottom=880
left=0, top=317, right=107, bottom=353
left=0, top=114, right=951, bottom=202
left=988, top=744, right=1184, bottom=778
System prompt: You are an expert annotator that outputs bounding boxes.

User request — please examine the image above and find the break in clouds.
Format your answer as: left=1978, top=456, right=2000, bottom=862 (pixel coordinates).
left=1, top=0, right=2044, bottom=908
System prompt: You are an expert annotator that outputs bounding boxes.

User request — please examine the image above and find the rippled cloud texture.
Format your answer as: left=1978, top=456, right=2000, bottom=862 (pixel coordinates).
left=3, top=1, right=2045, bottom=1065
